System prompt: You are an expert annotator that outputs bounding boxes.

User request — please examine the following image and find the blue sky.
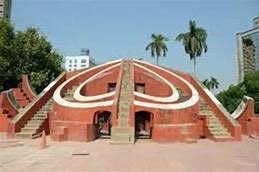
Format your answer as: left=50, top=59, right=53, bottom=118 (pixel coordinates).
left=12, top=0, right=259, bottom=91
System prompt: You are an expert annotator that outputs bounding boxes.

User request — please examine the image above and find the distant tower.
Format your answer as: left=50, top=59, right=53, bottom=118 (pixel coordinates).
left=236, top=16, right=259, bottom=83
left=0, top=0, right=12, bottom=20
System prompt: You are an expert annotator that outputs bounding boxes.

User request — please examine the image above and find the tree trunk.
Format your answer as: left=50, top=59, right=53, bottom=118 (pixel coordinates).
left=156, top=56, right=159, bottom=66
left=193, top=57, right=196, bottom=75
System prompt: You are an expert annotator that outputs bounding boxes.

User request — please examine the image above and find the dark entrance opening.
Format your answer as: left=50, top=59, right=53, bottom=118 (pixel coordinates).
left=94, top=111, right=112, bottom=139
left=135, top=111, right=153, bottom=139
left=108, top=83, right=116, bottom=92
left=135, top=83, right=145, bottom=94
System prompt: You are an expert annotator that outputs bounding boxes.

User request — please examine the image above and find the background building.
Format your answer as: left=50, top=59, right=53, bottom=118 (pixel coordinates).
left=236, top=16, right=259, bottom=82
left=64, top=49, right=96, bottom=71
left=0, top=0, right=12, bottom=20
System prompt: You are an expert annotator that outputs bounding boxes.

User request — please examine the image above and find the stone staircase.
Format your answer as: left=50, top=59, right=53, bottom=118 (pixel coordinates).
left=16, top=98, right=53, bottom=138
left=111, top=61, right=134, bottom=144
left=199, top=99, right=232, bottom=141
left=63, top=85, right=78, bottom=101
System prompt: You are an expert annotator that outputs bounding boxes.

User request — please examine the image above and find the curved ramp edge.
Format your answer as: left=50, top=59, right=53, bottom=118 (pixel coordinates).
left=190, top=74, right=241, bottom=141
left=231, top=96, right=254, bottom=120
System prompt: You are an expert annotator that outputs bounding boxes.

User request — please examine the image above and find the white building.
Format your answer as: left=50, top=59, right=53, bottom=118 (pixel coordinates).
left=64, top=55, right=96, bottom=71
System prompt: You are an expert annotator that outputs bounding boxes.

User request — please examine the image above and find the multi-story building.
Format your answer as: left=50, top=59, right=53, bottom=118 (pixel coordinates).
left=236, top=16, right=259, bottom=82
left=64, top=50, right=96, bottom=71
left=0, top=0, right=12, bottom=20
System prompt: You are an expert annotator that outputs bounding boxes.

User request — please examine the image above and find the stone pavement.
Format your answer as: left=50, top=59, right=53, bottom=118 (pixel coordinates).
left=0, top=135, right=259, bottom=172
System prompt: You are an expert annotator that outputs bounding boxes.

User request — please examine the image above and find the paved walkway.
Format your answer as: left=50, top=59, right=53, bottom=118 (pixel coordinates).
left=1, top=135, right=259, bottom=172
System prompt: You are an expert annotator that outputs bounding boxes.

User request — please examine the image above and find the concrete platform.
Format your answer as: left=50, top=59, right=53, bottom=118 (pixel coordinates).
left=0, top=134, right=259, bottom=172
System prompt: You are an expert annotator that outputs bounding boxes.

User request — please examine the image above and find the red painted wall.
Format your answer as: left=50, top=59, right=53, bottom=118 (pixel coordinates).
left=81, top=68, right=119, bottom=96
left=134, top=66, right=171, bottom=97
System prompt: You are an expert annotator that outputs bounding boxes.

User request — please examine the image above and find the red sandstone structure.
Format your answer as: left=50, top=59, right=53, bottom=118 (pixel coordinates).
left=0, top=59, right=258, bottom=143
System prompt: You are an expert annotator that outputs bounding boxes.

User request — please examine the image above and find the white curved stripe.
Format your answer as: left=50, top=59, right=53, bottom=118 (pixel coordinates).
left=74, top=63, right=121, bottom=102
left=133, top=63, right=179, bottom=102
left=53, top=59, right=122, bottom=108
left=133, top=59, right=199, bottom=109
left=134, top=100, right=197, bottom=110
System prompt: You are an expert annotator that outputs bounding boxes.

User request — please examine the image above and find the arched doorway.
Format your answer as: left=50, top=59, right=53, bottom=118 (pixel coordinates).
left=135, top=111, right=153, bottom=139
left=94, top=111, right=112, bottom=139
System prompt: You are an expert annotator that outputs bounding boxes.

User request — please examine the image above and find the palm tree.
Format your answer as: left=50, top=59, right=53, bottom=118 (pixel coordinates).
left=210, top=77, right=219, bottom=90
left=146, top=34, right=169, bottom=65
left=202, top=77, right=219, bottom=91
left=175, top=20, right=208, bottom=74
left=202, top=79, right=211, bottom=90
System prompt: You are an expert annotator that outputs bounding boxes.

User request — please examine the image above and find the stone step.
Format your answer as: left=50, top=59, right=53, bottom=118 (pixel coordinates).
left=29, top=118, right=46, bottom=121
left=209, top=119, right=221, bottom=123
left=21, top=127, right=37, bottom=133
left=118, top=120, right=128, bottom=127
left=113, top=127, right=131, bottom=133
left=23, top=125, right=40, bottom=130
left=31, top=116, right=47, bottom=120
left=209, top=127, right=228, bottom=132
left=210, top=130, right=231, bottom=136
left=37, top=110, right=48, bottom=113
left=35, top=111, right=47, bottom=115
left=34, top=114, right=47, bottom=118
left=111, top=134, right=133, bottom=144
left=26, top=123, right=42, bottom=127
left=111, top=127, right=134, bottom=144
left=208, top=123, right=223, bottom=127
left=27, top=120, right=45, bottom=124
left=214, top=135, right=232, bottom=139
left=16, top=132, right=33, bottom=138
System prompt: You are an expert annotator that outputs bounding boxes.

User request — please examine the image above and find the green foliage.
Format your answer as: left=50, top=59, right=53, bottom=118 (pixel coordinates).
left=0, top=20, right=63, bottom=93
left=203, top=77, right=219, bottom=91
left=146, top=34, right=169, bottom=65
left=175, top=20, right=208, bottom=74
left=217, top=71, right=259, bottom=113
left=217, top=84, right=246, bottom=113
left=243, top=71, right=259, bottom=113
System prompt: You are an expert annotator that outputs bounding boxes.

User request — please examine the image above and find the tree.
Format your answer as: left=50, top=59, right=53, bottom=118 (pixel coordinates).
left=202, top=79, right=211, bottom=90
left=217, top=84, right=246, bottom=113
left=175, top=20, right=208, bottom=74
left=243, top=71, right=259, bottom=113
left=202, top=77, right=219, bottom=91
left=210, top=77, right=219, bottom=90
left=0, top=20, right=63, bottom=93
left=217, top=71, right=259, bottom=113
left=146, top=34, right=169, bottom=65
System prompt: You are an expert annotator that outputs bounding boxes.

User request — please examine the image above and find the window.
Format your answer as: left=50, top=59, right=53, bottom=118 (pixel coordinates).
left=81, top=59, right=86, bottom=63
left=135, top=83, right=145, bottom=94
left=108, top=83, right=116, bottom=92
left=69, top=65, right=72, bottom=67
left=74, top=59, right=77, bottom=63
left=81, top=64, right=86, bottom=67
left=74, top=64, right=77, bottom=67
left=69, top=60, right=72, bottom=63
